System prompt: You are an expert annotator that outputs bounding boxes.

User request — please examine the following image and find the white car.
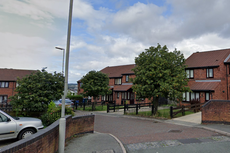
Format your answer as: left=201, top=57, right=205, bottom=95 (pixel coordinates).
left=0, top=110, right=44, bottom=141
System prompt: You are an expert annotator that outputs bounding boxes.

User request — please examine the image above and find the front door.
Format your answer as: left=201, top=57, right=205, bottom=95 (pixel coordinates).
left=130, top=93, right=134, bottom=104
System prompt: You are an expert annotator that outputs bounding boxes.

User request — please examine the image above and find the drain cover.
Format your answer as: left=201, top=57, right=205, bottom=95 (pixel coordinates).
left=168, top=130, right=182, bottom=133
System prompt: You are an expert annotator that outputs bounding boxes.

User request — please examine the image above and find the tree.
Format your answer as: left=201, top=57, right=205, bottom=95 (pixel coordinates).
left=10, top=69, right=64, bottom=116
left=132, top=44, right=191, bottom=114
left=80, top=70, right=111, bottom=109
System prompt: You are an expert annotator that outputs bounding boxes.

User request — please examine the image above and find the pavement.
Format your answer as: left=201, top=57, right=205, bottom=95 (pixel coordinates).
left=65, top=109, right=230, bottom=153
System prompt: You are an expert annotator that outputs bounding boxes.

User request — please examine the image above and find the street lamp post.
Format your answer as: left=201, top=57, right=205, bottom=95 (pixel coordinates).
left=55, top=47, right=65, bottom=74
left=59, top=0, right=73, bottom=153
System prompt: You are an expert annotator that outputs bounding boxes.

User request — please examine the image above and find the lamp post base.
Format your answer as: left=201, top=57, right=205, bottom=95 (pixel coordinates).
left=59, top=117, right=66, bottom=153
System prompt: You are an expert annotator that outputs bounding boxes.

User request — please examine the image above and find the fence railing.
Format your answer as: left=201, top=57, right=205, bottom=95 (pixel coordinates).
left=0, top=103, right=13, bottom=112
left=170, top=102, right=205, bottom=118
left=76, top=101, right=115, bottom=111
left=107, top=103, right=154, bottom=115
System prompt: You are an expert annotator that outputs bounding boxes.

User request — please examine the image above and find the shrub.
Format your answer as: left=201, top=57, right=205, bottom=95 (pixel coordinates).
left=40, top=105, right=74, bottom=127
left=67, top=94, right=83, bottom=103
left=47, top=101, right=56, bottom=113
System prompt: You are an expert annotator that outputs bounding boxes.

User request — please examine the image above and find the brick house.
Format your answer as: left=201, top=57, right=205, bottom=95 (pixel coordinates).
left=78, top=64, right=152, bottom=105
left=184, top=49, right=230, bottom=104
left=0, top=68, right=35, bottom=103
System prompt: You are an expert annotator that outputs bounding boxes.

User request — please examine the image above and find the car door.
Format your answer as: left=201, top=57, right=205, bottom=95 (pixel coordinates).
left=0, top=112, right=17, bottom=140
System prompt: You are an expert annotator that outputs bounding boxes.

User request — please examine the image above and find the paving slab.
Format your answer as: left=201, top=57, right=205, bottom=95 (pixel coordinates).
left=65, top=132, right=124, bottom=153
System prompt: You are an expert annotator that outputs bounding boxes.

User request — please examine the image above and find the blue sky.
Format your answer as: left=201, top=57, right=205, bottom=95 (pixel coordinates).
left=0, top=0, right=230, bottom=83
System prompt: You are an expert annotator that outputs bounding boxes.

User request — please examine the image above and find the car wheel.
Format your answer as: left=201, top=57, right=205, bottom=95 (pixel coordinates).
left=18, top=128, right=36, bottom=140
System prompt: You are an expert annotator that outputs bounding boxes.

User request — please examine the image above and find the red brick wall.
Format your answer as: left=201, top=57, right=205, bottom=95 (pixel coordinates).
left=0, top=115, right=94, bottom=153
left=0, top=81, right=16, bottom=102
left=186, top=62, right=230, bottom=104
left=202, top=100, right=230, bottom=124
left=109, top=78, right=115, bottom=86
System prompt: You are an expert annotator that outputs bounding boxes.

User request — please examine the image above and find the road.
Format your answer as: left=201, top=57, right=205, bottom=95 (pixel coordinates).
left=0, top=139, right=17, bottom=148
left=94, top=113, right=230, bottom=153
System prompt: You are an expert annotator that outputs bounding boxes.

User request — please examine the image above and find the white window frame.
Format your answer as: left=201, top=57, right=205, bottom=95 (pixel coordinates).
left=126, top=75, right=129, bottom=82
left=205, top=92, right=210, bottom=101
left=186, top=69, right=194, bottom=78
left=0, top=95, right=7, bottom=103
left=207, top=68, right=213, bottom=78
left=183, top=92, right=199, bottom=102
left=115, top=78, right=121, bottom=85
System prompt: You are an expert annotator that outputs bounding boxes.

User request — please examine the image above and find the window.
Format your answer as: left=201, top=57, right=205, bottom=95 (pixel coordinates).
left=124, top=92, right=127, bottom=99
left=229, top=65, right=230, bottom=74
left=0, top=95, right=7, bottom=103
left=101, top=95, right=105, bottom=101
left=186, top=69, right=194, bottom=78
left=183, top=92, right=199, bottom=102
left=0, top=82, right=9, bottom=88
left=205, top=92, right=210, bottom=101
left=121, top=92, right=131, bottom=100
left=207, top=68, right=213, bottom=78
left=115, top=78, right=121, bottom=85
left=117, top=92, right=119, bottom=99
left=126, top=75, right=129, bottom=82
left=0, top=113, right=7, bottom=122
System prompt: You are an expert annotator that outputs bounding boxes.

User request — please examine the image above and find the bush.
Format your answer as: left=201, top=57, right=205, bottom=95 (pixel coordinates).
left=66, top=94, right=83, bottom=103
left=47, top=101, right=56, bottom=113
left=40, top=104, right=74, bottom=127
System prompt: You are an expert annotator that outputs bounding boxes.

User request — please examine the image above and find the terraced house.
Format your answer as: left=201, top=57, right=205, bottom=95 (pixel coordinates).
left=184, top=49, right=230, bottom=104
left=78, top=64, right=153, bottom=105
left=78, top=48, right=230, bottom=105
left=0, top=68, right=35, bottom=103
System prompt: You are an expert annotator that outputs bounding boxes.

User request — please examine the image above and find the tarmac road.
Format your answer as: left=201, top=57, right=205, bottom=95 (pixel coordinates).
left=94, top=113, right=230, bottom=153
left=0, top=139, right=17, bottom=148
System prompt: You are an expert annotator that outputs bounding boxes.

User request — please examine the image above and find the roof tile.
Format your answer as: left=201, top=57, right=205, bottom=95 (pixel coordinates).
left=113, top=85, right=132, bottom=91
left=186, top=49, right=230, bottom=68
left=0, top=69, right=36, bottom=81
left=190, top=82, right=219, bottom=91
left=100, top=64, right=135, bottom=78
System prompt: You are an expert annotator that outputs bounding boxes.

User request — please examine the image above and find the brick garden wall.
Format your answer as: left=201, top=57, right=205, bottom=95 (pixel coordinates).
left=0, top=114, right=94, bottom=153
left=202, top=100, right=230, bottom=124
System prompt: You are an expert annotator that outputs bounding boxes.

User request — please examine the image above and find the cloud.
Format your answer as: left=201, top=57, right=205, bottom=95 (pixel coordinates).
left=1, top=0, right=230, bottom=83
left=166, top=0, right=230, bottom=39
left=104, top=2, right=170, bottom=43
left=172, top=33, right=230, bottom=58
left=0, top=32, right=56, bottom=70
left=0, top=0, right=53, bottom=20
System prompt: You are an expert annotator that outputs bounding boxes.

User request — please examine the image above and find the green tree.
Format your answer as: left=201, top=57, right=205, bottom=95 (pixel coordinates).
left=10, top=69, right=64, bottom=116
left=81, top=70, right=111, bottom=109
left=132, top=44, right=190, bottom=114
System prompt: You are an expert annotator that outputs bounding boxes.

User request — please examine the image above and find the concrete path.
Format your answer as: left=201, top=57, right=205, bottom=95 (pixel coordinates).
left=172, top=112, right=201, bottom=124
left=65, top=132, right=125, bottom=153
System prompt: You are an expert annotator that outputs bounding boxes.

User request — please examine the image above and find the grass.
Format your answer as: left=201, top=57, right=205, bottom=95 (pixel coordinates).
left=77, top=105, right=107, bottom=111
left=127, top=108, right=195, bottom=119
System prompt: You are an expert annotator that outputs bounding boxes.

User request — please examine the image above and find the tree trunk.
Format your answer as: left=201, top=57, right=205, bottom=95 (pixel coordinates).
left=92, top=96, right=97, bottom=111
left=152, top=97, right=159, bottom=115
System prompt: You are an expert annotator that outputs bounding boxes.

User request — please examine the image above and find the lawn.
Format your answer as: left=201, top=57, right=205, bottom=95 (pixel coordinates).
left=127, top=108, right=195, bottom=119
left=76, top=105, right=107, bottom=111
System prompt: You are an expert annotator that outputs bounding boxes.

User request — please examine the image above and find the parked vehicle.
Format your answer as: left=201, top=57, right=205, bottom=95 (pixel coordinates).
left=0, top=110, right=44, bottom=141
left=54, top=99, right=74, bottom=108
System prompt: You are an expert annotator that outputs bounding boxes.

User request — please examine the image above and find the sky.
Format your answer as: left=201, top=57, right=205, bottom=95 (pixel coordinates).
left=1, top=0, right=230, bottom=83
